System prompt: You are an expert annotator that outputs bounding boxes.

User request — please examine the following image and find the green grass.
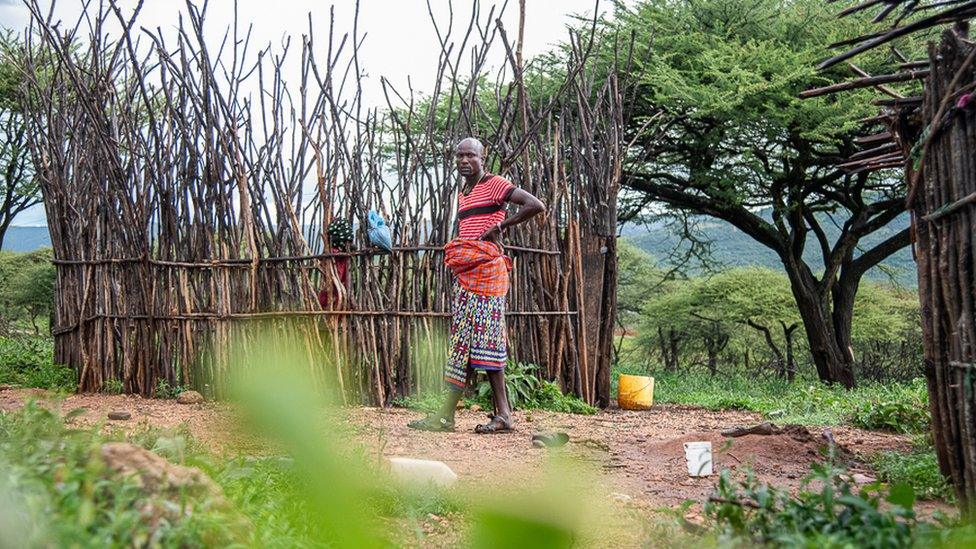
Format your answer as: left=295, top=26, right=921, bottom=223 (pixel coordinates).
left=620, top=368, right=929, bottom=430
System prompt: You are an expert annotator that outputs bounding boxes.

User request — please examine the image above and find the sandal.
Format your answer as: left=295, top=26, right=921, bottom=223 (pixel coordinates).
left=407, top=415, right=455, bottom=432
left=474, top=415, right=513, bottom=434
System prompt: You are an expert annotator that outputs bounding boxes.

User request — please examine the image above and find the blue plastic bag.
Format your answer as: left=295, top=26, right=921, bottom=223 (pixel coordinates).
left=367, top=210, right=393, bottom=253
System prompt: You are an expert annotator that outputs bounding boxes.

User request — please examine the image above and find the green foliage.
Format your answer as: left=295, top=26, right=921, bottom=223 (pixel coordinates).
left=153, top=378, right=186, bottom=400
left=476, top=361, right=541, bottom=410
left=701, top=460, right=961, bottom=547
left=849, top=386, right=930, bottom=434
left=102, top=378, right=123, bottom=395
left=643, top=370, right=929, bottom=430
left=626, top=261, right=923, bottom=381
left=0, top=335, right=74, bottom=391
left=529, top=381, right=598, bottom=415
left=615, top=240, right=664, bottom=327
left=0, top=401, right=246, bottom=546
left=472, top=362, right=597, bottom=415
left=0, top=250, right=55, bottom=333
left=874, top=444, right=953, bottom=502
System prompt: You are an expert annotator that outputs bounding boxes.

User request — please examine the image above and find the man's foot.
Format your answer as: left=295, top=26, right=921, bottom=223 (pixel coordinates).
left=474, top=415, right=513, bottom=434
left=407, top=415, right=455, bottom=432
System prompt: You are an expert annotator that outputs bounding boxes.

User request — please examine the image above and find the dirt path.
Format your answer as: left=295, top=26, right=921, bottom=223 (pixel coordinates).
left=0, top=386, right=920, bottom=513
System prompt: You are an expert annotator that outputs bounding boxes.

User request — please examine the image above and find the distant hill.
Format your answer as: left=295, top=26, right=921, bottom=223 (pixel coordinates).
left=2, top=226, right=52, bottom=252
left=621, top=212, right=917, bottom=287
left=5, top=218, right=917, bottom=286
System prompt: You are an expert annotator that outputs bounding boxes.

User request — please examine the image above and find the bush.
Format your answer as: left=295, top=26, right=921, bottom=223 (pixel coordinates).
left=102, top=378, right=123, bottom=395
left=0, top=249, right=55, bottom=334
left=153, top=378, right=186, bottom=399
left=874, top=443, right=953, bottom=502
left=848, top=382, right=930, bottom=433
left=700, top=459, right=968, bottom=547
left=0, top=336, right=74, bottom=391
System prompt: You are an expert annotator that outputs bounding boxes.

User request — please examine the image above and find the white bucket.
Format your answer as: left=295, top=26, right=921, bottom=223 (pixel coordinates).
left=684, top=441, right=713, bottom=477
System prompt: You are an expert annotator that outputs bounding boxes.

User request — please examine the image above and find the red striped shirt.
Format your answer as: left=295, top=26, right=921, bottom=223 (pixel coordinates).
left=457, top=174, right=515, bottom=240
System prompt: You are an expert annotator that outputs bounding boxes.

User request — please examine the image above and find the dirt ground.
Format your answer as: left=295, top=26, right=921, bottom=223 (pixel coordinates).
left=0, top=386, right=944, bottom=545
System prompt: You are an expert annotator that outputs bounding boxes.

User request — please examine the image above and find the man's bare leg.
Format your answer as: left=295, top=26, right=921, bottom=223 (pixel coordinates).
left=475, top=369, right=513, bottom=433
left=408, top=368, right=475, bottom=431
left=437, top=367, right=476, bottom=423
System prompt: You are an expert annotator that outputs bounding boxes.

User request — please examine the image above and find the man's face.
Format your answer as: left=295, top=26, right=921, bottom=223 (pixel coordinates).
left=455, top=141, right=483, bottom=177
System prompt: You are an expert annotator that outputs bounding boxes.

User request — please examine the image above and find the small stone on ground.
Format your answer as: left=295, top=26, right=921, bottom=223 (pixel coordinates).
left=108, top=411, right=132, bottom=420
left=176, top=390, right=204, bottom=405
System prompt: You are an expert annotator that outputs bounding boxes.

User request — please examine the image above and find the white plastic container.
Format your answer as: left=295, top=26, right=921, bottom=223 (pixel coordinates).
left=684, top=441, right=713, bottom=477
left=388, top=457, right=458, bottom=488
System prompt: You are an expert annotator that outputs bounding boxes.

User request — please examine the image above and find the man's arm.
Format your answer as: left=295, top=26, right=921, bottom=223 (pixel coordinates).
left=480, top=188, right=546, bottom=241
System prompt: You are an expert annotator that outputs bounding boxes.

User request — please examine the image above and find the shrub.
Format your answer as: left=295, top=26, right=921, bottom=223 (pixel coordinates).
left=153, top=378, right=186, bottom=399
left=701, top=460, right=950, bottom=547
left=0, top=336, right=74, bottom=391
left=848, top=382, right=930, bottom=434
left=102, top=378, right=123, bottom=395
left=473, top=361, right=596, bottom=414
left=874, top=445, right=953, bottom=502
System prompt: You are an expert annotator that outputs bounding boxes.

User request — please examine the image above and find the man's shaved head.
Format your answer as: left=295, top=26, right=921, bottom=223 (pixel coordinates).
left=455, top=137, right=486, bottom=180
left=456, top=137, right=485, bottom=157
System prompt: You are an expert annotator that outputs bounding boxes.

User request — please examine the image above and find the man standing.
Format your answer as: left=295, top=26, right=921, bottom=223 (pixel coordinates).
left=409, top=137, right=545, bottom=433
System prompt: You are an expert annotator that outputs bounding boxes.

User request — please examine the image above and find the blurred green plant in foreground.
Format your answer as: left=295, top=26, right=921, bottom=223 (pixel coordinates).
left=1, top=325, right=971, bottom=547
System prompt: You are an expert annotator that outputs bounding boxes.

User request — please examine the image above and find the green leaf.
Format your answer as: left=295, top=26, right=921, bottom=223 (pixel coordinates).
left=886, top=483, right=916, bottom=510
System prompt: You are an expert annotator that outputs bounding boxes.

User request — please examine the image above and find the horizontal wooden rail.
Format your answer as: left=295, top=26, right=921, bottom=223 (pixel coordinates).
left=50, top=244, right=561, bottom=266
left=51, top=309, right=578, bottom=335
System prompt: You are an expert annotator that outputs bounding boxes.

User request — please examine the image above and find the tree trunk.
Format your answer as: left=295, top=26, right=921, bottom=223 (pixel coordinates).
left=782, top=322, right=798, bottom=382
left=785, top=266, right=856, bottom=388
left=706, top=336, right=718, bottom=376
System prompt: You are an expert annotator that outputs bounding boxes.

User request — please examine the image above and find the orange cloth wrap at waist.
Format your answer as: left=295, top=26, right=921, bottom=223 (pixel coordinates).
left=443, top=239, right=512, bottom=297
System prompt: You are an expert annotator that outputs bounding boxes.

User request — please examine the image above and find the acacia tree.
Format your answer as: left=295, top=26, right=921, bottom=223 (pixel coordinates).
left=0, top=32, right=39, bottom=251
left=605, top=0, right=918, bottom=387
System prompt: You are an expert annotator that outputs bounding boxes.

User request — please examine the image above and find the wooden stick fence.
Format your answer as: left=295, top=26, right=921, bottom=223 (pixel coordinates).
left=18, top=0, right=631, bottom=405
left=815, top=0, right=976, bottom=508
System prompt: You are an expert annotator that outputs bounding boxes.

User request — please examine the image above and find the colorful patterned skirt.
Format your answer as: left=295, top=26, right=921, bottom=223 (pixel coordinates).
left=443, top=284, right=508, bottom=389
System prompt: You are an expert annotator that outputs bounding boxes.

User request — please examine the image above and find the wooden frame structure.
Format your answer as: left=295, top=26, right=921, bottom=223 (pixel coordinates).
left=19, top=0, right=629, bottom=405
left=811, top=0, right=976, bottom=508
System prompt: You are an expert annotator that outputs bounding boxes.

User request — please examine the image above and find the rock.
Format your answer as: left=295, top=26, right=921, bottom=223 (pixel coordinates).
left=101, top=442, right=223, bottom=499
left=469, top=404, right=482, bottom=413
left=388, top=457, right=457, bottom=488
left=108, top=411, right=132, bottom=420
left=532, top=439, right=546, bottom=448
left=99, top=443, right=250, bottom=540
left=852, top=473, right=876, bottom=485
left=176, top=390, right=204, bottom=405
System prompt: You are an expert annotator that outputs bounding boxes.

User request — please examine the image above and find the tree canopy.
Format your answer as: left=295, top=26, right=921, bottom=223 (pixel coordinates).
left=595, top=0, right=925, bottom=387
